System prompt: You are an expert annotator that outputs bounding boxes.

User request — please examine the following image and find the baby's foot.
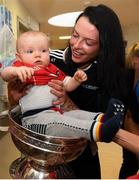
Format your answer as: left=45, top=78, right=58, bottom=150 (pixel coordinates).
left=91, top=112, right=124, bottom=142
left=94, top=98, right=125, bottom=123
left=103, top=98, right=125, bottom=122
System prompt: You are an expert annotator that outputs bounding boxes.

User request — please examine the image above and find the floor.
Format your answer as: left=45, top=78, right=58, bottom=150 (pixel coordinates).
left=98, top=142, right=122, bottom=179
left=0, top=132, right=20, bottom=179
left=0, top=131, right=122, bottom=179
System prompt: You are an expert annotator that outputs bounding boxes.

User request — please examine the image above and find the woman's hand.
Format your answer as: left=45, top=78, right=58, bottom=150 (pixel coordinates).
left=48, top=79, right=66, bottom=106
left=48, top=79, right=79, bottom=111
left=8, top=80, right=30, bottom=107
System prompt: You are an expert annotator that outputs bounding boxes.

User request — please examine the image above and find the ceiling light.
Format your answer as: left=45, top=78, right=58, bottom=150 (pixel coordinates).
left=59, top=36, right=71, bottom=40
left=48, top=11, right=82, bottom=27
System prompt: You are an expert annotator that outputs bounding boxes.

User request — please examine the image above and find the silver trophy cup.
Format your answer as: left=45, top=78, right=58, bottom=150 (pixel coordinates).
left=7, top=107, right=87, bottom=179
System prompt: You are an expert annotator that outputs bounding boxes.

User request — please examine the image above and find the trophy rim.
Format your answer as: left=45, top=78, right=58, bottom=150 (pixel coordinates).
left=8, top=109, right=88, bottom=164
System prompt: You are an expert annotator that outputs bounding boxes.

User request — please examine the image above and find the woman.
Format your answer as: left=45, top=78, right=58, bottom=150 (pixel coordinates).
left=119, top=43, right=139, bottom=179
left=48, top=5, right=134, bottom=178
left=7, top=5, right=134, bottom=179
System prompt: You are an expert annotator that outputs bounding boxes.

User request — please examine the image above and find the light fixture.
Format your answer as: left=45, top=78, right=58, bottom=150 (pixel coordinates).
left=48, top=11, right=82, bottom=27
left=59, top=36, right=71, bottom=40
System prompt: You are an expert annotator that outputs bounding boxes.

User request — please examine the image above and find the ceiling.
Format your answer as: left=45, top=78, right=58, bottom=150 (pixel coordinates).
left=20, top=0, right=139, bottom=49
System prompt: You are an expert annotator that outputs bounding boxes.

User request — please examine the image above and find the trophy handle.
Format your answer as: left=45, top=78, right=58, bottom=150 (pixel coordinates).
left=0, top=105, right=21, bottom=132
left=0, top=110, right=9, bottom=132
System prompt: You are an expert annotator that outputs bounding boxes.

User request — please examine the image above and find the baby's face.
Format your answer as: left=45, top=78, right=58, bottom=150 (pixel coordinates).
left=17, top=34, right=50, bottom=67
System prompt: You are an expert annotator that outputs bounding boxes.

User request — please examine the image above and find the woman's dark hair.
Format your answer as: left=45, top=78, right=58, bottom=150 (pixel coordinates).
left=66, top=4, right=133, bottom=110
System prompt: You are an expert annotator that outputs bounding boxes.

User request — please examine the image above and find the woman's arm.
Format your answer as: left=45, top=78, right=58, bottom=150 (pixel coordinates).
left=113, top=129, right=139, bottom=156
left=60, top=95, right=79, bottom=111
left=8, top=80, right=30, bottom=107
left=48, top=79, right=79, bottom=111
left=8, top=78, right=139, bottom=154
left=113, top=110, right=139, bottom=155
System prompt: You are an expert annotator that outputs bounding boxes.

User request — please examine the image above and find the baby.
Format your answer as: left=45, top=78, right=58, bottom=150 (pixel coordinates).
left=1, top=31, right=125, bottom=142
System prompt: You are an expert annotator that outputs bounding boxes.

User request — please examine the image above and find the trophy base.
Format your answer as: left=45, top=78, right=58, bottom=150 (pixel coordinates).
left=9, top=156, right=75, bottom=179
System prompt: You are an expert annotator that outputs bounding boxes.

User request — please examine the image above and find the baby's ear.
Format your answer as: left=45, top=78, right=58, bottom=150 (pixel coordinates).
left=15, top=52, right=21, bottom=60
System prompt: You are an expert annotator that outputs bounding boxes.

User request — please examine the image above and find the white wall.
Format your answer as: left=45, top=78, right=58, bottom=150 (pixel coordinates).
left=2, top=0, right=39, bottom=38
left=123, top=23, right=139, bottom=48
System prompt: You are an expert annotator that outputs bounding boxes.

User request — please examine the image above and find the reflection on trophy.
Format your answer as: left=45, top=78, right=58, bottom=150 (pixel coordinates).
left=8, top=106, right=87, bottom=179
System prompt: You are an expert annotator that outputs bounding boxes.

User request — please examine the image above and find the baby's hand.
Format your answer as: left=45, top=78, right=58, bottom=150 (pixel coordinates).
left=14, top=66, right=34, bottom=82
left=74, top=70, right=88, bottom=82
